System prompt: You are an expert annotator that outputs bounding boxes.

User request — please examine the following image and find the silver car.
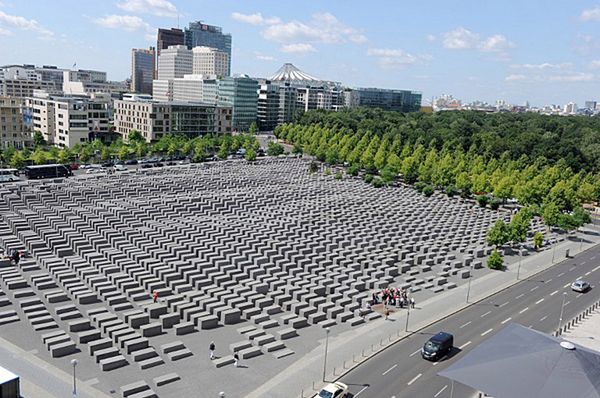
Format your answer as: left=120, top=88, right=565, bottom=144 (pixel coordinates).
left=571, top=280, right=590, bottom=293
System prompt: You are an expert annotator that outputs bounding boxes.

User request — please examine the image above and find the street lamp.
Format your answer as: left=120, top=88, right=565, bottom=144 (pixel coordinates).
left=404, top=302, right=411, bottom=332
left=322, top=328, right=330, bottom=382
left=466, top=263, right=474, bottom=303
left=516, top=245, right=523, bottom=280
left=70, top=359, right=78, bottom=398
left=557, top=292, right=567, bottom=334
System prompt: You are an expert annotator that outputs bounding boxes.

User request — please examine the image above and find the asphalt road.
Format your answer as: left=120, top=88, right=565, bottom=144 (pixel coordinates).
left=339, top=244, right=600, bottom=398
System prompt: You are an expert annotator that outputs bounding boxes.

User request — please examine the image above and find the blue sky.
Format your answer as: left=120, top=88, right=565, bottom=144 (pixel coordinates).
left=1, top=0, right=600, bottom=106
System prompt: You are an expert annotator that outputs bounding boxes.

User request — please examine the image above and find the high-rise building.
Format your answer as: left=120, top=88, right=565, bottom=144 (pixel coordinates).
left=131, top=47, right=155, bottom=94
left=192, top=46, right=229, bottom=77
left=185, top=21, right=232, bottom=74
left=217, top=76, right=258, bottom=132
left=62, top=71, right=127, bottom=96
left=257, top=82, right=281, bottom=131
left=171, top=75, right=218, bottom=103
left=278, top=84, right=298, bottom=124
left=157, top=45, right=193, bottom=80
left=114, top=94, right=232, bottom=142
left=27, top=91, right=111, bottom=148
left=344, top=87, right=422, bottom=112
left=584, top=101, right=597, bottom=110
left=0, top=96, right=32, bottom=149
left=152, top=79, right=174, bottom=101
left=156, top=28, right=184, bottom=62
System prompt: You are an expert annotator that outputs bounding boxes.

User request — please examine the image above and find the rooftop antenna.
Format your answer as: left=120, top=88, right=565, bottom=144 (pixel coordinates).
left=177, top=14, right=180, bottom=29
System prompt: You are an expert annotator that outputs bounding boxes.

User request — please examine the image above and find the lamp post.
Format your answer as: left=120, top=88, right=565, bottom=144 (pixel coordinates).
left=516, top=245, right=523, bottom=280
left=557, top=292, right=567, bottom=334
left=322, top=328, right=330, bottom=382
left=404, top=302, right=411, bottom=332
left=466, top=263, right=474, bottom=303
left=551, top=239, right=556, bottom=263
left=70, top=359, right=78, bottom=398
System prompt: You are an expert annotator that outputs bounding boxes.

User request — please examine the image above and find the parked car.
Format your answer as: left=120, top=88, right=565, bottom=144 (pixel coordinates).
left=312, top=382, right=348, bottom=398
left=101, top=161, right=114, bottom=168
left=571, top=280, right=591, bottom=293
left=140, top=162, right=153, bottom=169
left=124, top=159, right=138, bottom=165
left=69, top=163, right=80, bottom=171
left=86, top=168, right=106, bottom=174
left=113, top=164, right=127, bottom=172
left=422, top=331, right=454, bottom=361
left=154, top=162, right=164, bottom=167
left=79, top=164, right=92, bottom=169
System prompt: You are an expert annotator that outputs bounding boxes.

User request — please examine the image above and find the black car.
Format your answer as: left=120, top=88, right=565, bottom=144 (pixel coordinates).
left=101, top=161, right=114, bottom=168
left=140, top=162, right=153, bottom=169
left=422, top=332, right=453, bottom=361
left=124, top=159, right=138, bottom=165
left=154, top=162, right=164, bottom=167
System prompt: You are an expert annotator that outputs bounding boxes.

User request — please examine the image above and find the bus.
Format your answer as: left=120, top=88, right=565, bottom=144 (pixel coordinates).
left=24, top=164, right=73, bottom=179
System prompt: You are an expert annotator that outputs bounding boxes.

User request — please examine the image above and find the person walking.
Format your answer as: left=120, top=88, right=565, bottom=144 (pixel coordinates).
left=385, top=308, right=390, bottom=320
left=410, top=297, right=415, bottom=309
left=209, top=341, right=215, bottom=360
left=152, top=290, right=158, bottom=303
left=234, top=353, right=239, bottom=367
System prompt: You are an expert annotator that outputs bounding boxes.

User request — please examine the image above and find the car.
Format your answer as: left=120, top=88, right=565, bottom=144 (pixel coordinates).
left=571, top=280, right=590, bottom=293
left=124, top=159, right=138, bottom=165
left=140, top=163, right=153, bottom=169
left=101, top=161, right=114, bottom=168
left=69, top=163, right=80, bottom=171
left=422, top=331, right=454, bottom=361
left=154, top=162, right=164, bottom=167
left=312, top=382, right=348, bottom=398
left=86, top=168, right=106, bottom=174
left=113, top=164, right=127, bottom=172
left=79, top=164, right=92, bottom=169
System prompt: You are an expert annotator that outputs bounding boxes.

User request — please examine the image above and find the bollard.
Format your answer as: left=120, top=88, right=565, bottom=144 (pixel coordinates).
left=371, top=344, right=375, bottom=352
left=301, top=389, right=304, bottom=398
left=333, top=367, right=337, bottom=376
left=344, top=360, right=347, bottom=369
left=362, top=349, right=366, bottom=357
left=380, top=338, right=384, bottom=347
left=389, top=334, right=393, bottom=342
left=353, top=354, right=356, bottom=363
left=312, top=381, right=316, bottom=390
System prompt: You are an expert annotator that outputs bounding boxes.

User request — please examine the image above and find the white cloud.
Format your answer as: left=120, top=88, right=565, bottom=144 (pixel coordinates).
left=426, top=34, right=436, bottom=42
left=511, top=62, right=573, bottom=70
left=549, top=73, right=594, bottom=82
left=442, top=27, right=514, bottom=59
left=0, top=27, right=11, bottom=36
left=367, top=48, right=431, bottom=69
left=589, top=60, right=600, bottom=69
left=255, top=52, right=276, bottom=61
left=505, top=74, right=526, bottom=82
left=0, top=10, right=53, bottom=37
left=580, top=6, right=600, bottom=21
left=235, top=11, right=367, bottom=51
left=231, top=12, right=280, bottom=26
left=94, top=15, right=150, bottom=32
left=280, top=43, right=316, bottom=54
left=117, top=0, right=178, bottom=17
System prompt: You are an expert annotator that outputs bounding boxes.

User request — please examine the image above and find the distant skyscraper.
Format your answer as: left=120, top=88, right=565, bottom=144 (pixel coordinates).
left=131, top=47, right=155, bottom=94
left=217, top=76, right=258, bottom=132
left=192, top=46, right=230, bottom=77
left=157, top=28, right=184, bottom=69
left=184, top=21, right=232, bottom=74
left=584, top=100, right=597, bottom=110
left=157, top=45, right=193, bottom=80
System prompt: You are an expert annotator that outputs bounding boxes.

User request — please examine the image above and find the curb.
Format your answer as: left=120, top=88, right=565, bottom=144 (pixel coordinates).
left=315, top=239, right=600, bottom=393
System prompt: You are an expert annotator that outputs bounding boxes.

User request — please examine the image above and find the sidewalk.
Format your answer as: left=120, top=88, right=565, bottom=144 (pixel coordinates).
left=245, top=225, right=600, bottom=398
left=0, top=335, right=111, bottom=398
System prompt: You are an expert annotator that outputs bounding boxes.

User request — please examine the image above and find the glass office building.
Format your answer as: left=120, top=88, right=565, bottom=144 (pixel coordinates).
left=185, top=22, right=232, bottom=75
left=217, top=76, right=258, bottom=132
left=131, top=48, right=155, bottom=94
left=344, top=88, right=422, bottom=112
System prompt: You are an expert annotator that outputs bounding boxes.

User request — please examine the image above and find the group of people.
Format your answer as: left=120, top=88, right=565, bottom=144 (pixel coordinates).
left=209, top=341, right=241, bottom=367
left=3, top=249, right=23, bottom=266
left=371, top=287, right=415, bottom=309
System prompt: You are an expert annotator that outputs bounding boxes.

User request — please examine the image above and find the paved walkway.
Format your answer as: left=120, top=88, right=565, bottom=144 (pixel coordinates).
left=0, top=335, right=111, bottom=398
left=244, top=225, right=600, bottom=398
left=562, top=306, right=600, bottom=352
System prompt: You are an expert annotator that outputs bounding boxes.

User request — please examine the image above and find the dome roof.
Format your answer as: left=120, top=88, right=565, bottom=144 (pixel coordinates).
left=269, top=63, right=319, bottom=82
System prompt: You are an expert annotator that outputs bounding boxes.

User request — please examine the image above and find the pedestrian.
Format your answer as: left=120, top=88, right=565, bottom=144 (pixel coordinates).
left=209, top=341, right=215, bottom=360
left=410, top=297, right=415, bottom=309
left=234, top=353, right=239, bottom=367
left=11, top=250, right=20, bottom=266
left=385, top=308, right=390, bottom=320
left=152, top=290, right=158, bottom=303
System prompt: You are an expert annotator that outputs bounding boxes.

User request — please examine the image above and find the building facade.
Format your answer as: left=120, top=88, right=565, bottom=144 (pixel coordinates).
left=171, top=75, right=218, bottom=103
left=257, top=82, right=280, bottom=131
left=192, top=46, right=229, bottom=77
left=0, top=97, right=32, bottom=149
left=131, top=47, right=155, bottom=94
left=217, top=76, right=258, bottom=132
left=114, top=94, right=231, bottom=142
left=157, top=45, right=193, bottom=80
left=28, top=92, right=110, bottom=148
left=156, top=28, right=184, bottom=61
left=184, top=21, right=232, bottom=75
left=152, top=79, right=173, bottom=101
left=344, top=88, right=422, bottom=112
left=0, top=79, right=58, bottom=98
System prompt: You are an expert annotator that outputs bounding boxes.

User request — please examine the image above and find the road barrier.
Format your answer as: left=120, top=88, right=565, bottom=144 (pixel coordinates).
left=555, top=299, right=600, bottom=336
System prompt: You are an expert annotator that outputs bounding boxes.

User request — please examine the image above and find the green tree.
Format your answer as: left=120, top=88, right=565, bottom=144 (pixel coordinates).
left=31, top=148, right=48, bottom=165
left=135, top=142, right=147, bottom=159
left=487, top=250, right=504, bottom=270
left=335, top=171, right=343, bottom=180
left=494, top=176, right=513, bottom=203
left=128, top=129, right=144, bottom=143
left=33, top=131, right=46, bottom=147
left=217, top=141, right=229, bottom=159
left=57, top=149, right=70, bottom=164
left=400, top=156, right=419, bottom=184
left=546, top=180, right=577, bottom=211
left=533, top=232, right=544, bottom=250
left=476, top=195, right=489, bottom=208
left=100, top=147, right=111, bottom=161
left=193, top=141, right=206, bottom=162
left=372, top=177, right=385, bottom=188
left=245, top=148, right=256, bottom=161
left=79, top=148, right=91, bottom=163
left=386, top=153, right=402, bottom=173
left=267, top=142, right=285, bottom=156
left=167, top=142, right=178, bottom=158
left=348, top=164, right=360, bottom=176
left=422, top=185, right=435, bottom=197
left=541, top=202, right=561, bottom=228
left=292, top=143, right=303, bottom=155
left=117, top=145, right=129, bottom=161
left=249, top=121, right=258, bottom=134
left=309, top=161, right=319, bottom=173
left=10, top=151, right=25, bottom=169
left=509, top=208, right=533, bottom=245
left=487, top=219, right=510, bottom=247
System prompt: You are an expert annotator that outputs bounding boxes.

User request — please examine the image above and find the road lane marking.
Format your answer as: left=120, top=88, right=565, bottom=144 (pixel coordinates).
left=540, top=315, right=548, bottom=322
left=580, top=261, right=586, bottom=265
left=576, top=293, right=583, bottom=298
left=434, top=385, right=448, bottom=397
left=535, top=298, right=544, bottom=305
left=558, top=272, right=565, bottom=277
left=481, top=328, right=493, bottom=336
left=481, top=311, right=491, bottom=318
left=516, top=293, right=525, bottom=299
left=409, top=349, right=421, bottom=357
left=565, top=301, right=571, bottom=306
left=407, top=373, right=422, bottom=385
left=546, top=278, right=553, bottom=283
left=501, top=317, right=512, bottom=324
left=591, top=256, right=597, bottom=260
left=382, top=364, right=397, bottom=376
left=354, top=386, right=368, bottom=397
left=530, top=286, right=539, bottom=292
left=593, top=266, right=600, bottom=273
left=550, top=290, right=559, bottom=296
left=459, top=321, right=472, bottom=329
left=519, top=307, right=529, bottom=314
left=499, top=301, right=509, bottom=308
left=569, top=266, right=576, bottom=271
left=585, top=271, right=591, bottom=276
left=459, top=341, right=471, bottom=349
left=563, top=283, right=570, bottom=288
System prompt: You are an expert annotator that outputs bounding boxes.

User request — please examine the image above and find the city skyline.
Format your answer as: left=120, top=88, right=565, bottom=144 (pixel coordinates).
left=1, top=0, right=600, bottom=106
